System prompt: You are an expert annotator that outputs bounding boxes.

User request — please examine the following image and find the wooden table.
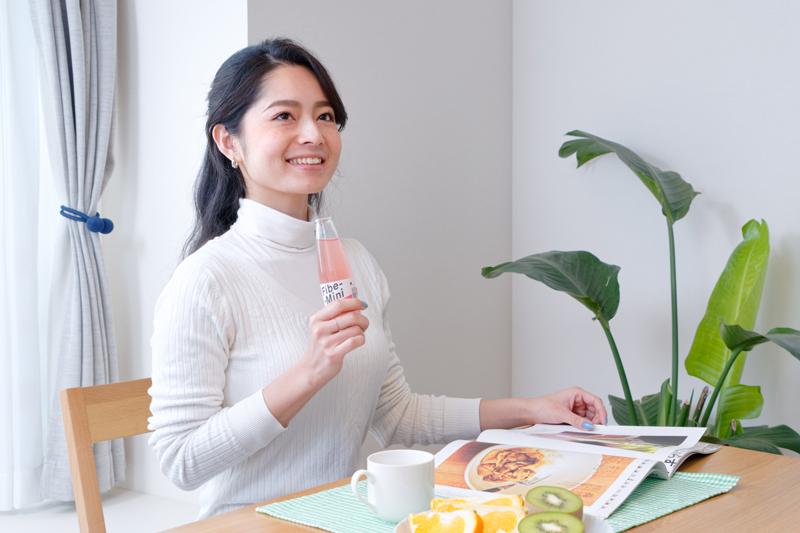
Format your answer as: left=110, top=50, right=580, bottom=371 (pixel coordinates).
left=163, top=446, right=800, bottom=532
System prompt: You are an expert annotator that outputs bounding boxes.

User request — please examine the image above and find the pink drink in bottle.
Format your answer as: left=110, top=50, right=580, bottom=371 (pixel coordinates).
left=315, top=217, right=359, bottom=305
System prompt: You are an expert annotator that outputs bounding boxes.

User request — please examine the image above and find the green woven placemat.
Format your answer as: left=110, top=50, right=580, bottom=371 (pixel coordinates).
left=258, top=481, right=396, bottom=533
left=256, top=472, right=739, bottom=533
left=606, top=472, right=739, bottom=532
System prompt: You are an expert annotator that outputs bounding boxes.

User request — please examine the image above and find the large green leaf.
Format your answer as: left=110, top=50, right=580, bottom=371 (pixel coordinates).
left=720, top=325, right=800, bottom=359
left=762, top=327, right=800, bottom=356
left=482, top=251, right=621, bottom=322
left=722, top=425, right=800, bottom=455
left=685, top=220, right=770, bottom=386
left=609, top=390, right=665, bottom=426
left=703, top=324, right=800, bottom=437
left=713, top=384, right=763, bottom=438
left=719, top=323, right=770, bottom=352
left=657, top=378, right=672, bottom=426
left=639, top=391, right=662, bottom=426
left=609, top=395, right=635, bottom=425
left=558, top=130, right=699, bottom=224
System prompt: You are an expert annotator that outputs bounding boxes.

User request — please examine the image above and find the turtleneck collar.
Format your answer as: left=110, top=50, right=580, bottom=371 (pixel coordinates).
left=234, top=198, right=316, bottom=250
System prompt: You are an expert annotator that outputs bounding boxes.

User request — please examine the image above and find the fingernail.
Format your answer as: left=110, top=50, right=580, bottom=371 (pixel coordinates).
left=359, top=299, right=369, bottom=309
left=582, top=421, right=595, bottom=430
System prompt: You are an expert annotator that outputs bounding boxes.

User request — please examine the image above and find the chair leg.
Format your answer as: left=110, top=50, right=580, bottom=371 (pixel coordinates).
left=61, top=388, right=107, bottom=533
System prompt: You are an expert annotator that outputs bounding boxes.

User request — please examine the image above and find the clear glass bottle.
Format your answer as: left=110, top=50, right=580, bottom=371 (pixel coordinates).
left=315, top=217, right=359, bottom=305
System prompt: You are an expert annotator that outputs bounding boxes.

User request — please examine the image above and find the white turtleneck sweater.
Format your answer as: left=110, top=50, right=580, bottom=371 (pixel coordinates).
left=148, top=199, right=482, bottom=518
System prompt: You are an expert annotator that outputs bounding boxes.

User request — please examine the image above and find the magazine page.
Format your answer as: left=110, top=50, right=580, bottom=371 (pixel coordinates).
left=433, top=437, right=655, bottom=519
left=658, top=441, right=722, bottom=477
left=512, top=424, right=707, bottom=463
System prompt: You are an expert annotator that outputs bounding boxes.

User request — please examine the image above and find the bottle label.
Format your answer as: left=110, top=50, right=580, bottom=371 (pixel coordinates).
left=320, top=278, right=357, bottom=305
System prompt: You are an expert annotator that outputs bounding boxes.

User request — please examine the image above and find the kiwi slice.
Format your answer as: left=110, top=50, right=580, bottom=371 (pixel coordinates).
left=525, top=486, right=583, bottom=519
left=518, top=511, right=585, bottom=533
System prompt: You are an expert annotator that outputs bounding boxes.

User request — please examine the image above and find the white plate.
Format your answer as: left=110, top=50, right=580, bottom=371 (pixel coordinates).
left=394, top=513, right=611, bottom=533
left=393, top=519, right=410, bottom=533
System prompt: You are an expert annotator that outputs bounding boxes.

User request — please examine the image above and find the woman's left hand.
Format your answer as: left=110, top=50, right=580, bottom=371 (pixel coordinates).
left=479, top=387, right=608, bottom=431
left=525, top=387, right=608, bottom=429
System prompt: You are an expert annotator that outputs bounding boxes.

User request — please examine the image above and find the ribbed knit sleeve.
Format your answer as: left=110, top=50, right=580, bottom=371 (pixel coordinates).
left=147, top=257, right=286, bottom=491
left=359, top=246, right=482, bottom=447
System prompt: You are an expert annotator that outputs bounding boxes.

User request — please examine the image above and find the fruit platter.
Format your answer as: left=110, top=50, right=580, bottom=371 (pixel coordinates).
left=394, top=486, right=609, bottom=533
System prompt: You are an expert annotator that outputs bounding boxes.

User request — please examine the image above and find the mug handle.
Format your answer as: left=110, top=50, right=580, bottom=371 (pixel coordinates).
left=350, top=469, right=373, bottom=509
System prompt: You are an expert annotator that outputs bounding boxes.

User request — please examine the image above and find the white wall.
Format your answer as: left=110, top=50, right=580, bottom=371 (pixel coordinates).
left=512, top=1, right=800, bottom=431
left=108, top=0, right=248, bottom=503
left=108, top=0, right=511, bottom=503
left=247, top=0, right=512, bottom=403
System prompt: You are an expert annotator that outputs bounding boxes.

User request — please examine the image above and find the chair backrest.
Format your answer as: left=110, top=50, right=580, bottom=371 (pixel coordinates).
left=60, top=378, right=153, bottom=533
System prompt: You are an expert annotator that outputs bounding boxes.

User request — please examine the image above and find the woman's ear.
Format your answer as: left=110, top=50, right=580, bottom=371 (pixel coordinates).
left=212, top=123, right=240, bottom=165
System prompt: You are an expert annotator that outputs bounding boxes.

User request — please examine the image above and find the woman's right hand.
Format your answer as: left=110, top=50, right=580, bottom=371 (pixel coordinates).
left=302, top=298, right=369, bottom=388
left=262, top=298, right=368, bottom=427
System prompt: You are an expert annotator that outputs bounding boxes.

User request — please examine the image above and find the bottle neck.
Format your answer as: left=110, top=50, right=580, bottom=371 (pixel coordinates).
left=314, top=216, right=340, bottom=240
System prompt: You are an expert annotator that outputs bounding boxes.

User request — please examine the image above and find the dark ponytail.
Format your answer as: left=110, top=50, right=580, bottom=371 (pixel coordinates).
left=183, top=38, right=348, bottom=257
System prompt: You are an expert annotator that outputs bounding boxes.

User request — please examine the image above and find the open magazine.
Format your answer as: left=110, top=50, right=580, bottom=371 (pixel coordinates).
left=434, top=424, right=719, bottom=519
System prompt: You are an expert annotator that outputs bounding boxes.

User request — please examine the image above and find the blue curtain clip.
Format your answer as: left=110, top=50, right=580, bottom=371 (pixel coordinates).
left=59, top=205, right=114, bottom=234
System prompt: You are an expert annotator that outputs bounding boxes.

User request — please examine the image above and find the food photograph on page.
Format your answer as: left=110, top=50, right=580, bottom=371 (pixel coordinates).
left=436, top=441, right=634, bottom=507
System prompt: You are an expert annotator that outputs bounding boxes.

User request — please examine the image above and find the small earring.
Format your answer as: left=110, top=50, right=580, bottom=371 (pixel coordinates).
left=231, top=159, right=238, bottom=169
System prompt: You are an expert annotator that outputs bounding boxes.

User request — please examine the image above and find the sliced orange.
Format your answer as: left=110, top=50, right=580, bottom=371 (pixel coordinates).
left=472, top=505, right=526, bottom=533
left=431, top=495, right=525, bottom=512
left=408, top=509, right=480, bottom=533
left=430, top=498, right=471, bottom=512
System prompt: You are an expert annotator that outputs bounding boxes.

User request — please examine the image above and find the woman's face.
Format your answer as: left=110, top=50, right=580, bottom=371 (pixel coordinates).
left=233, top=64, right=342, bottom=218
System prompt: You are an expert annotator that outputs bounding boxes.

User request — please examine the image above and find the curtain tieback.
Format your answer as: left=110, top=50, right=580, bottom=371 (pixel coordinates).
left=59, top=205, right=114, bottom=234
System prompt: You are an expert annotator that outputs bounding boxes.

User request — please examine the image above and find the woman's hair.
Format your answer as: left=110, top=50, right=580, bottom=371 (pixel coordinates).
left=182, top=38, right=348, bottom=257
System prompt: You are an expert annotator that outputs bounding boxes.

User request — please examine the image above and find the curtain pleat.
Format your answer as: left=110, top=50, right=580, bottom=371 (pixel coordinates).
left=31, top=0, right=123, bottom=501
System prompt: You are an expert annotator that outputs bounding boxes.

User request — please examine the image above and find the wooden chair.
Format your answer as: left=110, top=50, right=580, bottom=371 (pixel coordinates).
left=60, top=378, right=153, bottom=533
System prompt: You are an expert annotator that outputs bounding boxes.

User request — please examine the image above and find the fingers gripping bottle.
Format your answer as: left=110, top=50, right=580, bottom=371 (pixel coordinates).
left=315, top=217, right=359, bottom=305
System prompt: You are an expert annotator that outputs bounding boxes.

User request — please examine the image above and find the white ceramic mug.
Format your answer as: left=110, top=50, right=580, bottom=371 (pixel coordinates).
left=350, top=449, right=434, bottom=522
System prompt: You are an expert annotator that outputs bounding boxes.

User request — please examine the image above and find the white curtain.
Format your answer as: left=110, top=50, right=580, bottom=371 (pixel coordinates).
left=31, top=0, right=124, bottom=501
left=0, top=0, right=48, bottom=510
left=0, top=0, right=122, bottom=507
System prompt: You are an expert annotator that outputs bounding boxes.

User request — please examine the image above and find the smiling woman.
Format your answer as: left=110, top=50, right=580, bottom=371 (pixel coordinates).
left=212, top=65, right=342, bottom=220
left=182, top=39, right=348, bottom=257
left=147, top=37, right=606, bottom=522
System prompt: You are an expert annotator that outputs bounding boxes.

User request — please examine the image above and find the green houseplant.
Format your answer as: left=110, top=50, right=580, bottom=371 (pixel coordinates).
left=482, top=130, right=800, bottom=454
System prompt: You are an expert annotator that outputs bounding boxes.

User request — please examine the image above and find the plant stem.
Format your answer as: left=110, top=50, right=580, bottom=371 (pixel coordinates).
left=700, top=348, right=743, bottom=428
left=677, top=400, right=690, bottom=426
left=667, top=220, right=679, bottom=425
left=657, top=379, right=671, bottom=426
left=682, top=389, right=694, bottom=426
left=635, top=402, right=649, bottom=425
left=598, top=318, right=638, bottom=425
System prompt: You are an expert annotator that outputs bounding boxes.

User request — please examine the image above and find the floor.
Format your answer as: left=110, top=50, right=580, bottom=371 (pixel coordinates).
left=0, top=488, right=199, bottom=533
